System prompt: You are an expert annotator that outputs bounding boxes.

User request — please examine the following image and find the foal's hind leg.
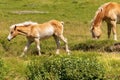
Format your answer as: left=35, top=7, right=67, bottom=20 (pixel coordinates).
left=34, top=38, right=41, bottom=56
left=53, top=35, right=60, bottom=54
left=59, top=35, right=70, bottom=55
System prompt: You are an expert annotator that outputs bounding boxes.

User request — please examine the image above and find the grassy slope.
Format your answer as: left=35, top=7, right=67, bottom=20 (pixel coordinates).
left=0, top=0, right=120, bottom=79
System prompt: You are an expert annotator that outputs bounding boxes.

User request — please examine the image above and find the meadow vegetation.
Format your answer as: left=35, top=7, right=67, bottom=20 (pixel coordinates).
left=0, top=0, right=120, bottom=79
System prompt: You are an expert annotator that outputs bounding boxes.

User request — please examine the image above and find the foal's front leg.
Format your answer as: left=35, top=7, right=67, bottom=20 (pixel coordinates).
left=34, top=38, right=41, bottom=56
left=20, top=40, right=33, bottom=57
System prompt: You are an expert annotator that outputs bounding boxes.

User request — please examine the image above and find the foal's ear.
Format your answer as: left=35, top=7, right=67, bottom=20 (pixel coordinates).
left=14, top=25, right=17, bottom=30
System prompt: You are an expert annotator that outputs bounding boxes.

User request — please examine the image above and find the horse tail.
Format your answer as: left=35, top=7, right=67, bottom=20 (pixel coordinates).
left=61, top=21, right=64, bottom=26
left=50, top=20, right=64, bottom=27
left=50, top=20, right=64, bottom=35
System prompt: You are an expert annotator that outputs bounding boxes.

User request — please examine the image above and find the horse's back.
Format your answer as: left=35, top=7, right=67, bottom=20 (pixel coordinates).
left=100, top=2, right=120, bottom=21
left=104, top=2, right=120, bottom=11
left=40, top=20, right=64, bottom=33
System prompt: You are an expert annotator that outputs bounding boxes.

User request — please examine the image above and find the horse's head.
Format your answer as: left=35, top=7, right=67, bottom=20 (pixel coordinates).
left=7, top=21, right=38, bottom=41
left=90, top=22, right=102, bottom=39
left=7, top=25, right=19, bottom=41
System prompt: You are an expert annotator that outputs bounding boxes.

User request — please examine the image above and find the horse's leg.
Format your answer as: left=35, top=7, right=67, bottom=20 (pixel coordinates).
left=34, top=38, right=41, bottom=56
left=111, top=21, right=117, bottom=40
left=59, top=35, right=70, bottom=55
left=20, top=40, right=33, bottom=57
left=107, top=22, right=112, bottom=39
left=53, top=35, right=60, bottom=54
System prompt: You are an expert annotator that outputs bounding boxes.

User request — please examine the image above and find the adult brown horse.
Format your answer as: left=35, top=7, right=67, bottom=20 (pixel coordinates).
left=91, top=2, right=120, bottom=40
left=7, top=20, right=70, bottom=57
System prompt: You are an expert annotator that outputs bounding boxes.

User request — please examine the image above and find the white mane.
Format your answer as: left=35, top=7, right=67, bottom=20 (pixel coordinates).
left=10, top=21, right=38, bottom=29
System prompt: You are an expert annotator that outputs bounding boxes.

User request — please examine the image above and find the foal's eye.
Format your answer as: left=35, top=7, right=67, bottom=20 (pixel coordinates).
left=92, top=27, right=94, bottom=30
left=11, top=31, right=13, bottom=34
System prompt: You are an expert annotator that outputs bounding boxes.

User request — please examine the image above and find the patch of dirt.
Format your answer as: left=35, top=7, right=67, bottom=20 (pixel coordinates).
left=72, top=40, right=120, bottom=52
left=106, top=43, right=120, bottom=52
left=10, top=10, right=49, bottom=14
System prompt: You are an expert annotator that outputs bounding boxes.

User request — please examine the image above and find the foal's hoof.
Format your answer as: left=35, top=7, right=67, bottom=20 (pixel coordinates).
left=56, top=52, right=60, bottom=55
left=38, top=54, right=41, bottom=56
left=19, top=54, right=25, bottom=57
left=67, top=50, right=71, bottom=55
left=38, top=53, right=41, bottom=56
left=56, top=50, right=60, bottom=54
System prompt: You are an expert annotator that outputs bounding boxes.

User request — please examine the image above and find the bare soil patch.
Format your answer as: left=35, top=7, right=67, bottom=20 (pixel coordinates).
left=10, top=10, right=49, bottom=14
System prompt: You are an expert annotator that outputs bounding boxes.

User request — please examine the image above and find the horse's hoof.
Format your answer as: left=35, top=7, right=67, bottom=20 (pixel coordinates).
left=67, top=50, right=71, bottom=55
left=38, top=53, right=41, bottom=56
left=19, top=54, right=25, bottom=57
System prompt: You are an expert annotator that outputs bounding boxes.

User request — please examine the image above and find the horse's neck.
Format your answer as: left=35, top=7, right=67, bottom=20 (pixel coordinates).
left=93, top=5, right=106, bottom=27
left=17, top=26, right=31, bottom=36
left=93, top=13, right=104, bottom=27
left=93, top=19, right=102, bottom=27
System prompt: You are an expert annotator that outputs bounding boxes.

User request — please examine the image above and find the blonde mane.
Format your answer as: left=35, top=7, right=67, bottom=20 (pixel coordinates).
left=92, top=2, right=111, bottom=24
left=10, top=21, right=38, bottom=29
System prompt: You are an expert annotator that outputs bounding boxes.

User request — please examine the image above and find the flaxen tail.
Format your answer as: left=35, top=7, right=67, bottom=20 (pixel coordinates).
left=61, top=21, right=64, bottom=26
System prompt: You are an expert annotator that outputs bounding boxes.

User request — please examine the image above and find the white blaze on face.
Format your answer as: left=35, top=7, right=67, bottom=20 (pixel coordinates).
left=7, top=33, right=13, bottom=41
left=8, top=25, right=15, bottom=41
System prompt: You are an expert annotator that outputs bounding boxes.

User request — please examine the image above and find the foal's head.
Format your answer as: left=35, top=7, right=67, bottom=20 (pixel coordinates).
left=7, top=21, right=38, bottom=41
left=7, top=25, right=19, bottom=41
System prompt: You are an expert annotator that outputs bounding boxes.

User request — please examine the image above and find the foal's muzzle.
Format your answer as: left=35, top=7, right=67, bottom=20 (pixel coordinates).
left=7, top=34, right=13, bottom=41
left=7, top=38, right=11, bottom=41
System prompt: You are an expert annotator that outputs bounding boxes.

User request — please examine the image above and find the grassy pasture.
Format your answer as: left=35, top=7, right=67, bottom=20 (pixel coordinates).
left=0, top=0, right=120, bottom=79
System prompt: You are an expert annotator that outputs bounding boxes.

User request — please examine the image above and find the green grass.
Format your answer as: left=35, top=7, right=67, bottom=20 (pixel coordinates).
left=0, top=0, right=120, bottom=79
